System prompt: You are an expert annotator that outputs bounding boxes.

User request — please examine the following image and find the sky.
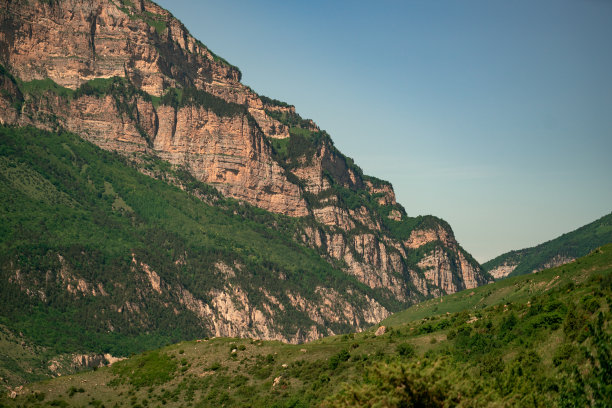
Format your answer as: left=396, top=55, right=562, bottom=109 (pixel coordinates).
left=155, top=0, right=612, bottom=263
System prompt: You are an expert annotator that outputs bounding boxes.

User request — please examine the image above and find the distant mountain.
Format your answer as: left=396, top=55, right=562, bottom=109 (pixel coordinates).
left=3, top=244, right=610, bottom=406
left=483, top=212, right=612, bottom=279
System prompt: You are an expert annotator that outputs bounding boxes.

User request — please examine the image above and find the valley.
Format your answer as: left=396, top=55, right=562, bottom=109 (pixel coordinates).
left=2, top=243, right=610, bottom=407
left=0, top=0, right=610, bottom=406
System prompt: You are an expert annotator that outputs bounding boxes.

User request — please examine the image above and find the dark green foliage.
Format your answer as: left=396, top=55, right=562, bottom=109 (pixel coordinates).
left=396, top=343, right=416, bottom=358
left=0, top=64, right=17, bottom=83
left=160, top=87, right=247, bottom=118
left=328, top=349, right=350, bottom=369
left=73, top=76, right=126, bottom=99
left=553, top=343, right=577, bottom=367
left=269, top=126, right=331, bottom=169
left=265, top=109, right=314, bottom=130
left=0, top=64, right=24, bottom=112
left=259, top=95, right=292, bottom=108
left=67, top=386, right=85, bottom=397
left=579, top=312, right=612, bottom=407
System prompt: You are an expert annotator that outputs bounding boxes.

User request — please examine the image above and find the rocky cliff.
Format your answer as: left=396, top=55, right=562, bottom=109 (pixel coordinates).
left=0, top=0, right=493, bottom=344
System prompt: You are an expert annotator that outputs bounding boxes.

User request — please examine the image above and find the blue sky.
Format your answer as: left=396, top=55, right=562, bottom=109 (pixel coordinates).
left=155, top=0, right=612, bottom=262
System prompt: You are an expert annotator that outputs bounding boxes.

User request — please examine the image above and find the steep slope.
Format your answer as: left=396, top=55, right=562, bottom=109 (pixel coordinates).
left=483, top=212, right=612, bottom=279
left=3, top=245, right=610, bottom=407
left=0, top=0, right=492, bottom=304
left=0, top=125, right=390, bottom=380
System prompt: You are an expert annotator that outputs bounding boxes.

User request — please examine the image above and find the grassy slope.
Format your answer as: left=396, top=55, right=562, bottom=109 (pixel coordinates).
left=3, top=244, right=610, bottom=407
left=483, top=212, right=612, bottom=277
left=0, top=325, right=56, bottom=386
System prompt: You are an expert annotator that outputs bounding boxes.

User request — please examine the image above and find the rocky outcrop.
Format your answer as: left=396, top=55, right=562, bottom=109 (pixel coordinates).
left=71, top=353, right=124, bottom=369
left=488, top=263, right=518, bottom=280
left=153, top=104, right=308, bottom=216
left=537, top=255, right=575, bottom=273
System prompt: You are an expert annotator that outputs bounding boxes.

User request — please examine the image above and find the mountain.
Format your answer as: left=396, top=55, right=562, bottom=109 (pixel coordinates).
left=0, top=125, right=391, bottom=376
left=2, top=244, right=610, bottom=407
left=483, top=212, right=612, bottom=279
left=0, top=0, right=491, bottom=374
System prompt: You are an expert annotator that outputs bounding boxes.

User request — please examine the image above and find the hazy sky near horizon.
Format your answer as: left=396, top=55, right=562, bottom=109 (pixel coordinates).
left=155, top=0, right=612, bottom=262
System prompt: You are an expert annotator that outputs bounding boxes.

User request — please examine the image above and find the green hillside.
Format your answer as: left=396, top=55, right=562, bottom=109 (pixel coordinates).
left=3, top=244, right=610, bottom=407
left=0, top=125, right=394, bottom=379
left=483, top=212, right=612, bottom=278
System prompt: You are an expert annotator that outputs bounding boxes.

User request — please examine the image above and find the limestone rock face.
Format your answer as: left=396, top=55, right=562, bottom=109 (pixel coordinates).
left=0, top=0, right=494, bottom=343
left=489, top=263, right=519, bottom=280
left=0, top=0, right=308, bottom=216
left=153, top=104, right=308, bottom=216
left=0, top=0, right=239, bottom=94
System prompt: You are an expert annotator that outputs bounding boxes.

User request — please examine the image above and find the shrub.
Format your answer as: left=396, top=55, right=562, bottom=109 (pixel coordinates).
left=553, top=344, right=577, bottom=367
left=531, top=312, right=564, bottom=330
left=396, top=343, right=416, bottom=358
left=322, top=363, right=452, bottom=408
left=329, top=349, right=350, bottom=369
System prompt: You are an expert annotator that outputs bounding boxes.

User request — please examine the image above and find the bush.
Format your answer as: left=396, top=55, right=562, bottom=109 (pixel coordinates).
left=531, top=312, right=564, bottom=330
left=553, top=344, right=577, bottom=367
left=580, top=295, right=600, bottom=314
left=329, top=349, right=350, bottom=369
left=500, top=312, right=518, bottom=337
left=67, top=386, right=85, bottom=397
left=322, top=363, right=453, bottom=408
left=396, top=343, right=416, bottom=358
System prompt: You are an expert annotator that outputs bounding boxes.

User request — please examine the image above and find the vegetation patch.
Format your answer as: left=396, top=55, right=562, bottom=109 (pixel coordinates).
left=112, top=351, right=177, bottom=387
left=160, top=87, right=247, bottom=118
left=17, top=78, right=74, bottom=99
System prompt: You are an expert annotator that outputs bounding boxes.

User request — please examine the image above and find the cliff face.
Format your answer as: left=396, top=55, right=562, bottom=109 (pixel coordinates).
left=0, top=0, right=493, bottom=342
left=1, top=0, right=307, bottom=216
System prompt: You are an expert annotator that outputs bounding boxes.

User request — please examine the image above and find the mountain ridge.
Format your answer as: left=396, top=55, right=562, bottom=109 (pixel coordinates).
left=484, top=212, right=612, bottom=279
